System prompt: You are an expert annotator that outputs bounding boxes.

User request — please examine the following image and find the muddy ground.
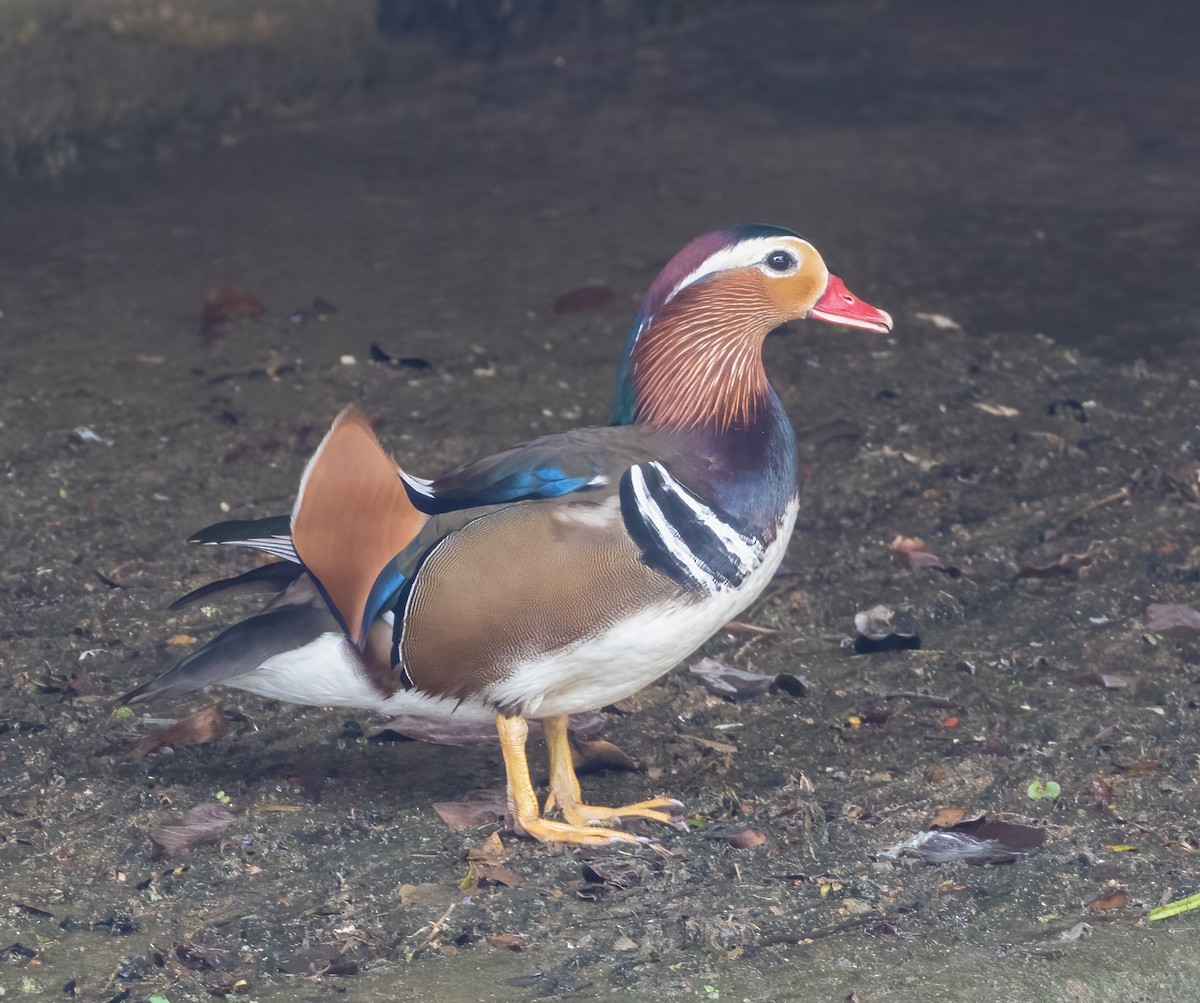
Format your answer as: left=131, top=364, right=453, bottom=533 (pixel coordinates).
left=2, top=3, right=1200, bottom=1001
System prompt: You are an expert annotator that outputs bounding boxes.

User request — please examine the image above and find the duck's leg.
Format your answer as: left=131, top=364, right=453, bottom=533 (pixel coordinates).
left=542, top=715, right=685, bottom=828
left=496, top=714, right=639, bottom=846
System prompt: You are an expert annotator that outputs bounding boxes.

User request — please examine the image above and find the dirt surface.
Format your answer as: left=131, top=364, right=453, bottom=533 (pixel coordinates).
left=2, top=3, right=1200, bottom=1001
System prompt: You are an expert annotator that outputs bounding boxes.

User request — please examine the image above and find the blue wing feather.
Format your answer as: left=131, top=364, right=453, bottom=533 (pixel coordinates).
left=406, top=429, right=643, bottom=513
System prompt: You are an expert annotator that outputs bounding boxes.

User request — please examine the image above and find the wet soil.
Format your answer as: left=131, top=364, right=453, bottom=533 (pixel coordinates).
left=3, top=3, right=1200, bottom=1001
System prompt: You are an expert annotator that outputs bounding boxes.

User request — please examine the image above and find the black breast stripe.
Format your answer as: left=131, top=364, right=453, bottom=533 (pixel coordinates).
left=619, top=462, right=763, bottom=593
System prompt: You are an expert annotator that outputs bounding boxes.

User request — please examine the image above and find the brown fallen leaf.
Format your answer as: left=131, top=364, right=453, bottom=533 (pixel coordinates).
left=1070, top=670, right=1136, bottom=691
left=1085, top=889, right=1129, bottom=913
left=134, top=702, right=227, bottom=759
left=432, top=789, right=506, bottom=830
left=201, top=286, right=266, bottom=333
left=581, top=859, right=643, bottom=890
left=726, top=827, right=768, bottom=849
left=889, top=536, right=990, bottom=584
left=880, top=815, right=1046, bottom=865
left=471, top=863, right=523, bottom=888
left=569, top=733, right=641, bottom=775
left=894, top=535, right=1100, bottom=584
left=890, top=535, right=946, bottom=570
left=1117, top=758, right=1166, bottom=777
left=1144, top=603, right=1200, bottom=641
left=487, top=933, right=526, bottom=951
left=149, top=802, right=238, bottom=857
left=462, top=831, right=524, bottom=888
left=689, top=657, right=809, bottom=702
left=677, top=733, right=738, bottom=755
left=930, top=807, right=966, bottom=828
left=467, top=831, right=508, bottom=867
left=1014, top=542, right=1101, bottom=580
left=552, top=284, right=614, bottom=314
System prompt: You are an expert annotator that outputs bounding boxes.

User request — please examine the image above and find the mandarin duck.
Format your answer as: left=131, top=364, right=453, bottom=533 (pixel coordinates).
left=123, top=225, right=892, bottom=846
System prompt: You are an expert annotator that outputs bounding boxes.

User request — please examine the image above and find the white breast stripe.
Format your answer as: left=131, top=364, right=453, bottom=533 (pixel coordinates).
left=628, top=465, right=719, bottom=592
left=646, top=462, right=762, bottom=574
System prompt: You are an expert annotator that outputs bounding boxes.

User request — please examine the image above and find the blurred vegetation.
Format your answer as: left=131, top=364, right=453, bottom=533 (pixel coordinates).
left=0, top=0, right=388, bottom=175
left=0, top=0, right=733, bottom=177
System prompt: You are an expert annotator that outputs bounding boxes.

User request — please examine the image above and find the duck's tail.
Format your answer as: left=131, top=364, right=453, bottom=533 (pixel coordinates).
left=291, top=406, right=429, bottom=648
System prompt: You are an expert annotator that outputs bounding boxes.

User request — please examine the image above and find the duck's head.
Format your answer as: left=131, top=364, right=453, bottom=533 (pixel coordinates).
left=612, top=224, right=892, bottom=431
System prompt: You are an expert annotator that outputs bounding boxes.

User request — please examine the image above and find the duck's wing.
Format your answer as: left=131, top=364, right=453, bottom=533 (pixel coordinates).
left=402, top=425, right=662, bottom=512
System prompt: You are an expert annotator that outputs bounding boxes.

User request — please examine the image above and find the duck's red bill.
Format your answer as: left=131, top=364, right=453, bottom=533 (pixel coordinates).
left=810, top=274, right=893, bottom=333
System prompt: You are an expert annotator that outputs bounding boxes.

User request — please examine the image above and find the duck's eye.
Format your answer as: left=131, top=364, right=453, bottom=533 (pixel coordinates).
left=765, top=250, right=796, bottom=272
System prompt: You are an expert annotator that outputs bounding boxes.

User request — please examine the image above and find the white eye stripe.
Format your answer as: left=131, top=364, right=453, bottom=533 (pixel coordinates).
left=665, top=236, right=812, bottom=306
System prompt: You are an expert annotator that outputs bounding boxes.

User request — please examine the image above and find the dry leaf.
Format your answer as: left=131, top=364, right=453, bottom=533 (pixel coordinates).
left=487, top=933, right=526, bottom=951
left=930, top=807, right=965, bottom=828
left=1145, top=603, right=1200, bottom=640
left=149, top=803, right=238, bottom=857
left=880, top=816, right=1045, bottom=865
left=678, top=734, right=738, bottom=755
left=463, top=833, right=523, bottom=888
left=1070, top=670, right=1136, bottom=691
left=727, top=827, right=768, bottom=849
left=581, top=859, right=642, bottom=890
left=134, top=702, right=227, bottom=759
left=467, top=832, right=508, bottom=866
left=432, top=789, right=506, bottom=830
left=1118, top=758, right=1165, bottom=777
left=689, top=657, right=808, bottom=702
left=889, top=536, right=989, bottom=584
left=1014, top=543, right=1100, bottom=580
left=1085, top=889, right=1128, bottom=913
left=569, top=734, right=641, bottom=774
left=201, top=286, right=266, bottom=332
left=472, top=863, right=523, bottom=888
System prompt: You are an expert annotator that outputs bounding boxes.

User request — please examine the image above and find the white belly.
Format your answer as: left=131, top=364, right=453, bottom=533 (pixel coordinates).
left=481, top=497, right=799, bottom=718
left=226, top=626, right=495, bottom=723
